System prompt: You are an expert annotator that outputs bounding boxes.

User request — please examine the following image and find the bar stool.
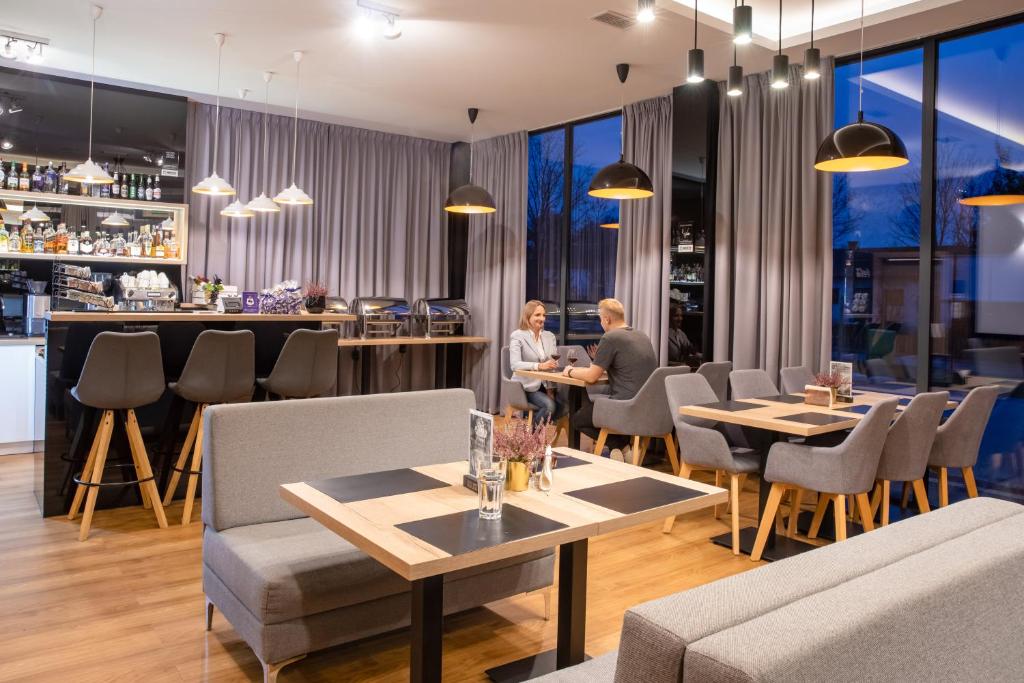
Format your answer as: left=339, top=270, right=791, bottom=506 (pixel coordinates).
left=67, top=331, right=168, bottom=541
left=162, top=330, right=255, bottom=525
left=257, top=328, right=339, bottom=399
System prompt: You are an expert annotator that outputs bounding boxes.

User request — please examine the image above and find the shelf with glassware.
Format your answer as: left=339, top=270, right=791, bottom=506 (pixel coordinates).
left=0, top=188, right=188, bottom=265
left=668, top=218, right=708, bottom=367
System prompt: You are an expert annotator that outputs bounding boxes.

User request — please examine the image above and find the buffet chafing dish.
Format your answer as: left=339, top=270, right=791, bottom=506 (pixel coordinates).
left=411, top=298, right=470, bottom=337
left=325, top=297, right=350, bottom=314
left=351, top=296, right=410, bottom=338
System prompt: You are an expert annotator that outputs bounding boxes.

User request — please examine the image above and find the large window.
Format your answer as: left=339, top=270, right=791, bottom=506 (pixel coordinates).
left=526, top=114, right=620, bottom=341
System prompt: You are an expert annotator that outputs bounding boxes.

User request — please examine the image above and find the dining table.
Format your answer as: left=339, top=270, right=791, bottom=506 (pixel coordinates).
left=514, top=369, right=608, bottom=450
left=679, top=389, right=959, bottom=561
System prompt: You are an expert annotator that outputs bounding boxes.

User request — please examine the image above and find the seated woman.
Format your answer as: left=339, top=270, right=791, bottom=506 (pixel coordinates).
left=509, top=300, right=566, bottom=426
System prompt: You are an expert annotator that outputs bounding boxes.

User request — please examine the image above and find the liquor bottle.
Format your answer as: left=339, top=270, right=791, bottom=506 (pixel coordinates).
left=32, top=225, right=44, bottom=253
left=20, top=223, right=33, bottom=252
left=43, top=224, right=56, bottom=253
left=144, top=175, right=153, bottom=201
left=67, top=228, right=79, bottom=255
left=31, top=165, right=44, bottom=192
left=55, top=223, right=69, bottom=254
left=0, top=222, right=8, bottom=253
left=6, top=163, right=17, bottom=189
left=120, top=170, right=128, bottom=199
left=0, top=160, right=6, bottom=189
left=44, top=162, right=57, bottom=193
left=58, top=163, right=69, bottom=194
left=95, top=232, right=110, bottom=257
left=79, top=230, right=93, bottom=255
left=111, top=231, right=126, bottom=257
left=19, top=163, right=30, bottom=191
left=153, top=229, right=165, bottom=259
left=128, top=231, right=141, bottom=258
left=152, top=175, right=161, bottom=201
left=128, top=174, right=136, bottom=200
left=163, top=234, right=177, bottom=260
left=7, top=224, right=20, bottom=253
left=111, top=168, right=120, bottom=197
left=100, top=163, right=111, bottom=198
left=139, top=225, right=153, bottom=257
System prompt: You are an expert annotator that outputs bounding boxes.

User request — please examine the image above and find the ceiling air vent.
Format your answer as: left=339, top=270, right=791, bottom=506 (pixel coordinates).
left=591, top=10, right=637, bottom=30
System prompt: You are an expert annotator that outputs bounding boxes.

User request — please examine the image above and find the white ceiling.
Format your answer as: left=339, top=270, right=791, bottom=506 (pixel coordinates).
left=1, top=0, right=1020, bottom=142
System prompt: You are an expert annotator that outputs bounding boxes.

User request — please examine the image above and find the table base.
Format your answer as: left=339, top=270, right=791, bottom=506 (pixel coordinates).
left=485, top=651, right=593, bottom=682
left=710, top=526, right=819, bottom=562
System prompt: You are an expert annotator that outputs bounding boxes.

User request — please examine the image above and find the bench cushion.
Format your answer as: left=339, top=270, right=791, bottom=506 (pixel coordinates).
left=529, top=652, right=619, bottom=682
left=204, top=517, right=553, bottom=625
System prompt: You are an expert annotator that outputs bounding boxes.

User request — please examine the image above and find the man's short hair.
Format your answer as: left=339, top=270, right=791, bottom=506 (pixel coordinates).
left=598, top=298, right=625, bottom=322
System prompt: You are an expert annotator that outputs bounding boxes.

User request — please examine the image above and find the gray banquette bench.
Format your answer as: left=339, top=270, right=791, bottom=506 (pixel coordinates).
left=534, top=496, right=1024, bottom=682
left=200, top=388, right=554, bottom=682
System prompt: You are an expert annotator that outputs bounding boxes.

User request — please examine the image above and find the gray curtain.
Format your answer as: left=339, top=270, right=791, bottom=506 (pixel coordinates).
left=713, top=59, right=834, bottom=380
left=186, top=102, right=450, bottom=393
left=464, top=131, right=528, bottom=412
left=616, top=95, right=674, bottom=364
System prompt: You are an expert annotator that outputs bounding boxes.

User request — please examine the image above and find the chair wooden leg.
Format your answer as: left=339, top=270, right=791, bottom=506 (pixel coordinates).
left=68, top=412, right=107, bottom=520
left=938, top=467, right=949, bottom=507
left=808, top=494, right=831, bottom=539
left=126, top=409, right=168, bottom=530
left=593, top=428, right=609, bottom=456
left=900, top=481, right=912, bottom=508
left=631, top=435, right=643, bottom=466
left=869, top=482, right=881, bottom=519
left=662, top=432, right=680, bottom=475
left=635, top=436, right=651, bottom=467
left=261, top=655, right=305, bottom=683
left=730, top=474, right=741, bottom=555
left=879, top=480, right=891, bottom=526
left=678, top=462, right=693, bottom=479
left=751, top=483, right=786, bottom=562
left=554, top=416, right=569, bottom=446
left=855, top=493, right=875, bottom=532
left=78, top=411, right=114, bottom=541
left=912, top=478, right=931, bottom=514
left=180, top=405, right=207, bottom=526
left=962, top=467, right=979, bottom=498
left=786, top=487, right=804, bottom=538
left=205, top=597, right=215, bottom=631
left=527, top=410, right=534, bottom=426
left=542, top=587, right=552, bottom=621
left=714, top=470, right=724, bottom=519
left=163, top=407, right=201, bottom=505
left=833, top=495, right=848, bottom=542
left=504, top=406, right=514, bottom=422
left=662, top=515, right=677, bottom=534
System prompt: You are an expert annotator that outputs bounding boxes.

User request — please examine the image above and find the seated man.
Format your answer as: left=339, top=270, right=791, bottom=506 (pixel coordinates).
left=563, top=298, right=657, bottom=453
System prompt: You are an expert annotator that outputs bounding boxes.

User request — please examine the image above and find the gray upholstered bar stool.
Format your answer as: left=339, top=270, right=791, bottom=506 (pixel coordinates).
left=661, top=374, right=760, bottom=553
left=697, top=361, right=732, bottom=402
left=162, top=330, right=255, bottom=525
left=869, top=391, right=948, bottom=525
left=750, top=399, right=898, bottom=561
left=591, top=366, right=690, bottom=471
left=257, top=328, right=339, bottom=400
left=67, top=331, right=168, bottom=541
left=928, top=385, right=1000, bottom=506
left=779, top=365, right=815, bottom=394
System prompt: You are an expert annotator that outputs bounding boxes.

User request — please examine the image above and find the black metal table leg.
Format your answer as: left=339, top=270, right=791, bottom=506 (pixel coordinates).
left=433, top=344, right=445, bottom=390
left=410, top=574, right=443, bottom=683
left=360, top=347, right=373, bottom=395
left=567, top=386, right=583, bottom=450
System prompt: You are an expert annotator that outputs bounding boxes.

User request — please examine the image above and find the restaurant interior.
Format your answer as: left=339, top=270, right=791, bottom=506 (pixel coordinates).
left=2, top=0, right=1024, bottom=681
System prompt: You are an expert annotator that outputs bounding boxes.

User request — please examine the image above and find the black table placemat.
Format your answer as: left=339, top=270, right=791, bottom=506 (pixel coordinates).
left=396, top=505, right=568, bottom=556
left=759, top=394, right=808, bottom=404
left=693, top=400, right=764, bottom=412
left=836, top=404, right=872, bottom=415
left=777, top=412, right=857, bottom=426
left=309, top=468, right=449, bottom=504
left=552, top=455, right=590, bottom=469
left=565, top=476, right=704, bottom=515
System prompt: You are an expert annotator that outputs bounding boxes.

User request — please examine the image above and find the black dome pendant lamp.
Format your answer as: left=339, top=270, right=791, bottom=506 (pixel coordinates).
left=588, top=63, right=654, bottom=200
left=445, top=108, right=496, bottom=215
left=815, top=0, right=908, bottom=172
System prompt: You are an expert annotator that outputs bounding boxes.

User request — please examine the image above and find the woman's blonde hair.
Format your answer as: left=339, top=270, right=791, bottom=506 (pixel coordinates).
left=518, top=300, right=546, bottom=330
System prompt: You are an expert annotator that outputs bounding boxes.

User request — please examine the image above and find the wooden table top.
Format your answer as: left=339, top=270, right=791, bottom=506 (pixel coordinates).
left=337, top=335, right=491, bottom=347
left=680, top=390, right=958, bottom=438
left=45, top=311, right=357, bottom=323
left=515, top=368, right=609, bottom=387
left=280, top=448, right=725, bottom=581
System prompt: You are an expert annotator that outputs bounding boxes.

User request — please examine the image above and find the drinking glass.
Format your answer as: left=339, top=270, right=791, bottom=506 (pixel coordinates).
left=478, top=466, right=505, bottom=520
left=549, top=352, right=561, bottom=369
left=568, top=351, right=578, bottom=367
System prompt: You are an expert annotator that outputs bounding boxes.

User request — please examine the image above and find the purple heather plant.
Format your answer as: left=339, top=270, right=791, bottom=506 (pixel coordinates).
left=813, top=371, right=845, bottom=389
left=494, top=418, right=555, bottom=465
left=304, top=281, right=328, bottom=298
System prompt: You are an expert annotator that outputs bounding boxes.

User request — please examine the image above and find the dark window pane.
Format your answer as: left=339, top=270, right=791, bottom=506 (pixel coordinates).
left=526, top=128, right=565, bottom=336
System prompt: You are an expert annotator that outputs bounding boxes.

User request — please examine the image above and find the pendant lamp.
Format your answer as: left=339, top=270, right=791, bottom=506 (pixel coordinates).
left=101, top=210, right=129, bottom=227
left=274, top=51, right=313, bottom=206
left=804, top=0, right=821, bottom=80
left=814, top=0, right=908, bottom=172
left=192, top=34, right=236, bottom=196
left=20, top=206, right=49, bottom=222
left=687, top=0, right=704, bottom=84
left=733, top=1, right=753, bottom=45
left=63, top=5, right=114, bottom=185
left=247, top=72, right=282, bottom=213
left=770, top=0, right=789, bottom=89
left=588, top=64, right=653, bottom=200
left=444, top=108, right=496, bottom=214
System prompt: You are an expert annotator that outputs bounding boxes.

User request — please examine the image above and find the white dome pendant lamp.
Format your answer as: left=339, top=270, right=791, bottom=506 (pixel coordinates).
left=63, top=5, right=114, bottom=186
left=193, top=33, right=236, bottom=196
left=247, top=71, right=282, bottom=213
left=274, top=51, right=313, bottom=206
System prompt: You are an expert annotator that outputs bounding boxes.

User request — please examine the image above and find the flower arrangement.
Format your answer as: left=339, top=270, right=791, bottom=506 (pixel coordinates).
left=812, top=371, right=844, bottom=389
left=258, top=280, right=303, bottom=315
left=494, top=418, right=555, bottom=491
left=303, top=281, right=328, bottom=314
left=191, top=274, right=223, bottom=303
left=805, top=370, right=843, bottom=407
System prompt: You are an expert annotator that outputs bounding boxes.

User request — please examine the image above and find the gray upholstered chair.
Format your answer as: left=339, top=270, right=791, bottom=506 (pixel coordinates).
left=928, top=385, right=1000, bottom=506
left=67, top=331, right=168, bottom=541
left=500, top=345, right=535, bottom=422
left=661, top=374, right=760, bottom=554
left=750, top=398, right=899, bottom=561
left=779, top=365, right=815, bottom=394
left=257, top=328, right=339, bottom=399
left=592, top=366, right=691, bottom=471
left=558, top=344, right=609, bottom=400
left=696, top=361, right=731, bottom=402
left=163, top=330, right=256, bottom=526
left=870, top=391, right=948, bottom=525
left=729, top=368, right=779, bottom=399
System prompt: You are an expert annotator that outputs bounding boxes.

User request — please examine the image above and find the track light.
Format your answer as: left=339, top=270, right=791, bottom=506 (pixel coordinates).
left=637, top=0, right=656, bottom=23
left=355, top=0, right=403, bottom=40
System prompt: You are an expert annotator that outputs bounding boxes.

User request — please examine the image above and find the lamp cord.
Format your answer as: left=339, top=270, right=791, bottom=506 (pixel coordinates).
left=693, top=0, right=698, bottom=49
left=778, top=0, right=782, bottom=56
left=810, top=0, right=815, bottom=48
left=292, top=58, right=300, bottom=182
left=88, top=14, right=96, bottom=159
left=213, top=39, right=222, bottom=174
left=263, top=78, right=270, bottom=188
left=858, top=0, right=865, bottom=115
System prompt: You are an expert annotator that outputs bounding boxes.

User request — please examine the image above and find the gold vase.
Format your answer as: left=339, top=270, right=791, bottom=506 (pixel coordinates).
left=506, top=461, right=531, bottom=492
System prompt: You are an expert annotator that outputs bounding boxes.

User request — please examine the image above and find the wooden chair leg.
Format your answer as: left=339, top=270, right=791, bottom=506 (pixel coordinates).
left=261, top=655, right=306, bottom=683
left=678, top=462, right=693, bottom=479
left=938, top=467, right=949, bottom=507
left=631, top=435, right=643, bottom=466
left=808, top=494, right=831, bottom=539
left=554, top=416, right=568, bottom=445
left=593, top=428, right=609, bottom=456
left=869, top=482, right=881, bottom=519
left=879, top=480, right=891, bottom=526
left=163, top=407, right=201, bottom=505
left=527, top=410, right=534, bottom=426
left=750, top=483, right=786, bottom=562
left=855, top=493, right=875, bottom=532
left=912, top=478, right=931, bottom=514
left=504, top=406, right=514, bottom=422
left=900, top=481, right=912, bottom=508
left=542, top=587, right=552, bottom=621
left=714, top=470, right=724, bottom=519
left=68, top=412, right=107, bottom=520
left=662, top=432, right=680, bottom=475
left=833, top=495, right=848, bottom=542
left=126, top=409, right=168, bottom=529
left=205, top=597, right=215, bottom=631
left=180, top=405, right=207, bottom=526
left=786, top=487, right=804, bottom=538
left=962, top=466, right=979, bottom=498
left=78, top=411, right=114, bottom=541
left=662, top=515, right=677, bottom=534
left=730, top=474, right=741, bottom=555
left=635, top=436, right=651, bottom=467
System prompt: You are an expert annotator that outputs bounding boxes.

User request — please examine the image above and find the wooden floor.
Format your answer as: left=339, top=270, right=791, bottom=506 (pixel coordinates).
left=0, top=450, right=774, bottom=682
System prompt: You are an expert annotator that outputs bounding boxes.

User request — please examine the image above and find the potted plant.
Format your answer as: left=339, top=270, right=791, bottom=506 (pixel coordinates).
left=494, top=418, right=554, bottom=492
left=304, top=281, right=327, bottom=314
left=191, top=274, right=224, bottom=305
left=805, top=370, right=844, bottom=408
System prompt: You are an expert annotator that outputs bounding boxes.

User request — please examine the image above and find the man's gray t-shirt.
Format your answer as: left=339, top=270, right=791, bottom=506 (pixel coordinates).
left=592, top=326, right=658, bottom=400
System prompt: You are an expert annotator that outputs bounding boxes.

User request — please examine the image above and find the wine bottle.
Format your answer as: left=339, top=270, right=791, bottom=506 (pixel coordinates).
left=44, top=161, right=57, bottom=193
left=145, top=175, right=153, bottom=201
left=31, top=165, right=43, bottom=192
left=19, top=163, right=31, bottom=191
left=152, top=175, right=161, bottom=201
left=111, top=168, right=120, bottom=197
left=0, top=160, right=5, bottom=189
left=120, top=169, right=128, bottom=199
left=129, top=173, right=137, bottom=200
left=8, top=163, right=19, bottom=190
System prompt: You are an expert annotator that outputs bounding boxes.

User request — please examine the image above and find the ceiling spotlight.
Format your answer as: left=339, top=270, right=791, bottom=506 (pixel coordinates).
left=355, top=0, right=402, bottom=40
left=637, top=0, right=656, bottom=24
left=1, top=40, right=15, bottom=60
left=25, top=42, right=43, bottom=64
left=1, top=140, right=12, bottom=150
left=382, top=15, right=402, bottom=39
left=0, top=32, right=48, bottom=62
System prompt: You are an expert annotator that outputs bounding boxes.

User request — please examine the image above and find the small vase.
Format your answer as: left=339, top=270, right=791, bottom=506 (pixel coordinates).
left=506, top=461, right=531, bottom=492
left=804, top=384, right=837, bottom=408
left=305, top=295, right=326, bottom=314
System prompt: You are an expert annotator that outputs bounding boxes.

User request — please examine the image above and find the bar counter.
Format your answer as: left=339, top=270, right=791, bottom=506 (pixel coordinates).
left=46, top=311, right=357, bottom=323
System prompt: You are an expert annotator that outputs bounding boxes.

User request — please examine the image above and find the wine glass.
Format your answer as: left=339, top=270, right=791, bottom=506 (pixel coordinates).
left=568, top=350, right=578, bottom=367
left=549, top=352, right=561, bottom=370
